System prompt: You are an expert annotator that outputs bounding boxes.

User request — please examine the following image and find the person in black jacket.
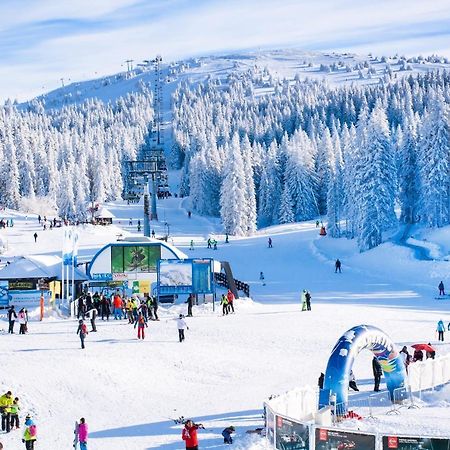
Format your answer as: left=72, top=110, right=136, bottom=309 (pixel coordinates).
left=372, top=357, right=382, bottom=392
left=152, top=296, right=159, bottom=321
left=186, top=294, right=194, bottom=317
left=8, top=306, right=17, bottom=334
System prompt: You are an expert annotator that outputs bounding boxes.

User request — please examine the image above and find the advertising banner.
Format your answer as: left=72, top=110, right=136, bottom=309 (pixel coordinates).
left=9, top=290, right=51, bottom=307
left=0, top=280, right=8, bottom=307
left=383, top=435, right=450, bottom=450
left=315, top=428, right=376, bottom=450
left=111, top=245, right=160, bottom=274
left=160, top=260, right=193, bottom=287
left=266, top=407, right=275, bottom=447
left=275, top=416, right=309, bottom=450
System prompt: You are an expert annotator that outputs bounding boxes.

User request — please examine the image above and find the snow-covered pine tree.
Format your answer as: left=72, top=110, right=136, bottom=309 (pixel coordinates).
left=220, top=134, right=248, bottom=235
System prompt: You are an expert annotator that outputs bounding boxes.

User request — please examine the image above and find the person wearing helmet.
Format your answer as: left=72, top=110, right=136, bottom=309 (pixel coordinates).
left=76, top=319, right=89, bottom=349
left=23, top=415, right=37, bottom=449
left=176, top=314, right=189, bottom=343
left=222, top=426, right=235, bottom=444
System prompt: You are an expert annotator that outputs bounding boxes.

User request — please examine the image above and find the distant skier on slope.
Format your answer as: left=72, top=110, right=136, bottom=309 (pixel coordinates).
left=438, top=281, right=445, bottom=296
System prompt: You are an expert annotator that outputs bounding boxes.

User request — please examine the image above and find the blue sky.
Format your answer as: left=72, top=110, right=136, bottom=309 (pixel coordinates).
left=1, top=0, right=450, bottom=101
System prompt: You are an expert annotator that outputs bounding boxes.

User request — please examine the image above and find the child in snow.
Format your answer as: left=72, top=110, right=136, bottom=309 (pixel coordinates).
left=134, top=313, right=148, bottom=339
left=222, top=426, right=235, bottom=444
left=177, top=314, right=189, bottom=342
left=9, top=397, right=20, bottom=429
left=77, top=417, right=88, bottom=450
left=77, top=320, right=88, bottom=349
left=23, top=415, right=37, bottom=450
left=220, top=295, right=229, bottom=315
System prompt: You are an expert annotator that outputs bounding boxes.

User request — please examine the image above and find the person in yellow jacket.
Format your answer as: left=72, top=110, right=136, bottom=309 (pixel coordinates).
left=0, top=391, right=13, bottom=433
left=10, top=397, right=20, bottom=429
left=23, top=415, right=37, bottom=449
left=126, top=299, right=134, bottom=324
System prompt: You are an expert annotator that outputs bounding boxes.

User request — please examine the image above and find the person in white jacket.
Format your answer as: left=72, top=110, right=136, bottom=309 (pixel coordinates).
left=177, top=314, right=189, bottom=343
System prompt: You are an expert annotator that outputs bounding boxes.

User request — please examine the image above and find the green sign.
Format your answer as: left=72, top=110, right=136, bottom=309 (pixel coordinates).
left=111, top=245, right=161, bottom=273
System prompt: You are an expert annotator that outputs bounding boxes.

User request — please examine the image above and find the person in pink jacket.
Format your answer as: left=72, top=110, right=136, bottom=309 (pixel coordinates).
left=77, top=418, right=88, bottom=450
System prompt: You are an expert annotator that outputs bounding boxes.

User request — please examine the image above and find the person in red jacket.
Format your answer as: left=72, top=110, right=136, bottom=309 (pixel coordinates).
left=182, top=420, right=203, bottom=450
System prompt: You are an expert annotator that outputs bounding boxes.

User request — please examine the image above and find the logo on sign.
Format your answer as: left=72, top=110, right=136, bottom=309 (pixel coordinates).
left=113, top=273, right=127, bottom=281
left=387, top=436, right=398, bottom=448
left=319, top=429, right=328, bottom=441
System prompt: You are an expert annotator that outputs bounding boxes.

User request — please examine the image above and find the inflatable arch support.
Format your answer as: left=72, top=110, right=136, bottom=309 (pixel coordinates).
left=321, top=325, right=407, bottom=407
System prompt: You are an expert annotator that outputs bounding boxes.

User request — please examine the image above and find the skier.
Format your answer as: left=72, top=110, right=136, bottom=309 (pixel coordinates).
left=33, top=232, right=38, bottom=243
left=182, top=419, right=203, bottom=450
left=177, top=314, right=189, bottom=343
left=225, top=234, right=229, bottom=244
left=222, top=426, right=235, bottom=444
left=305, top=291, right=311, bottom=311
left=438, top=281, right=445, bottom=296
left=77, top=417, right=88, bottom=450
left=315, top=220, right=320, bottom=228
left=188, top=211, right=191, bottom=218
left=227, top=289, right=235, bottom=313
left=220, top=294, right=229, bottom=315
left=77, top=319, right=88, bottom=349
left=372, top=357, right=382, bottom=392
left=151, top=229, right=155, bottom=238
left=186, top=294, right=194, bottom=317
left=8, top=305, right=17, bottom=334
left=259, top=271, right=265, bottom=286
left=134, top=313, right=148, bottom=340
left=190, top=240, right=194, bottom=250
left=9, top=397, right=20, bottom=430
left=207, top=238, right=212, bottom=249
left=335, top=259, right=342, bottom=273
left=213, top=240, right=217, bottom=250
left=268, top=237, right=272, bottom=248
left=23, top=415, right=37, bottom=450
left=129, top=218, right=133, bottom=226
left=38, top=215, right=41, bottom=224
left=437, top=320, right=445, bottom=342
left=0, top=391, right=13, bottom=433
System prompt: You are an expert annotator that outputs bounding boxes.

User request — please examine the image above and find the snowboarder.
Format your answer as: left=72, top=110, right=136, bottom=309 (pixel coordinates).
left=220, top=294, right=229, bottom=315
left=259, top=271, right=265, bottom=286
left=177, top=314, right=189, bottom=342
left=182, top=419, right=203, bottom=450
left=305, top=291, right=311, bottom=311
left=23, top=415, right=37, bottom=449
left=186, top=294, right=194, bottom=317
left=77, top=319, right=88, bottom=349
left=9, top=397, right=20, bottom=430
left=8, top=305, right=17, bottom=334
left=134, top=313, right=148, bottom=339
left=77, top=417, right=88, bottom=450
left=33, top=232, right=38, bottom=243
left=335, top=259, right=342, bottom=273
left=437, top=320, right=445, bottom=341
left=268, top=237, right=272, bottom=248
left=438, top=281, right=445, bottom=296
left=222, top=426, right=235, bottom=444
left=372, top=357, right=382, bottom=392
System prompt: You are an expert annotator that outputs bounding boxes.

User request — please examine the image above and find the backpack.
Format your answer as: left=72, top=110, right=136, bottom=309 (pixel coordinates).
left=81, top=324, right=88, bottom=335
left=29, top=424, right=37, bottom=437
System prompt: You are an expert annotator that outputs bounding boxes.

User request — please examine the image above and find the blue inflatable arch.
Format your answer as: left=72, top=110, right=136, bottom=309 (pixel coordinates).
left=322, top=325, right=407, bottom=407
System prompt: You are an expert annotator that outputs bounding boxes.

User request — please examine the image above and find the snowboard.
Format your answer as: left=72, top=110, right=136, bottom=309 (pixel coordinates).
left=73, top=421, right=79, bottom=448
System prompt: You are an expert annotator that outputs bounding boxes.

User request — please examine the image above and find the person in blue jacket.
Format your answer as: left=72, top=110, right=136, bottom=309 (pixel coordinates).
left=222, top=426, right=235, bottom=444
left=437, top=320, right=445, bottom=342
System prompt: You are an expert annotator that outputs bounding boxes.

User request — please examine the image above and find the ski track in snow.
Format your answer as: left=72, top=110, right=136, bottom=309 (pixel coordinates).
left=1, top=197, right=450, bottom=449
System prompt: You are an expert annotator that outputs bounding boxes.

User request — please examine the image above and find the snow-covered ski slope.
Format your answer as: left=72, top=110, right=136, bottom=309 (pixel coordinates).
left=23, top=49, right=450, bottom=111
left=1, top=195, right=450, bottom=449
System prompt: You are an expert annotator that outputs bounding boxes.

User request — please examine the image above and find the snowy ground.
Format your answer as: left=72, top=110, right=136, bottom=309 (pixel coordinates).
left=1, top=196, right=450, bottom=449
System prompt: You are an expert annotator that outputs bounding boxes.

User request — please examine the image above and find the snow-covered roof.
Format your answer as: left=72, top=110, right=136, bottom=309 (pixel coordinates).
left=0, top=255, right=88, bottom=281
left=94, top=207, right=115, bottom=219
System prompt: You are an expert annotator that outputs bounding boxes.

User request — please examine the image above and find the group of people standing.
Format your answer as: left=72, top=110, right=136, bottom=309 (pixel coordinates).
left=7, top=305, right=29, bottom=334
left=0, top=390, right=36, bottom=449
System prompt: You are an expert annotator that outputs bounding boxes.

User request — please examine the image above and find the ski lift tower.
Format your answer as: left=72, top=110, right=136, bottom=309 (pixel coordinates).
left=123, top=55, right=167, bottom=236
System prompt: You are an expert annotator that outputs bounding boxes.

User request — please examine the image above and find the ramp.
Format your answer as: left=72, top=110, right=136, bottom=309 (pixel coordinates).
left=221, top=261, right=239, bottom=299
